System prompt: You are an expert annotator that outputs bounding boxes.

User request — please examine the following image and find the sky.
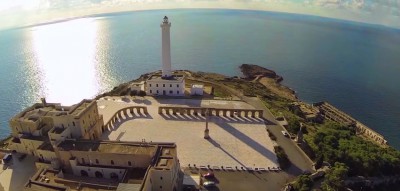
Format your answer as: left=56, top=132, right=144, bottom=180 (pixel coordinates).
left=0, top=0, right=399, bottom=30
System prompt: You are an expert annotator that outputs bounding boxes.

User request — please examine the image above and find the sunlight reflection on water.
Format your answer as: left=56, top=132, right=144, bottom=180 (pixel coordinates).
left=29, top=18, right=115, bottom=105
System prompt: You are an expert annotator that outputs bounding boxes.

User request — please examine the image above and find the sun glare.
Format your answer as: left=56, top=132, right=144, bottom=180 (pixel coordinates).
left=31, top=18, right=102, bottom=105
left=0, top=0, right=41, bottom=11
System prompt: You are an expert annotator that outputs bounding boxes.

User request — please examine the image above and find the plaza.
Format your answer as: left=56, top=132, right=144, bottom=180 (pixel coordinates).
left=98, top=96, right=279, bottom=170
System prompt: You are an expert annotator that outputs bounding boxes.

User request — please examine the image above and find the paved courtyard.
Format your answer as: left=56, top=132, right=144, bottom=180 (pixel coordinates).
left=98, top=96, right=279, bottom=170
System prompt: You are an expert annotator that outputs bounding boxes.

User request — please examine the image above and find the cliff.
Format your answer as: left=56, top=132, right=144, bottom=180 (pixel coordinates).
left=240, top=64, right=283, bottom=82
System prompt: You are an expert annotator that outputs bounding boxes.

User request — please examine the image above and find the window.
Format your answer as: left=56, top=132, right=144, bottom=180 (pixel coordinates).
left=177, top=84, right=179, bottom=87
left=82, top=158, right=85, bottom=164
left=83, top=120, right=85, bottom=124
left=156, top=84, right=159, bottom=87
left=177, top=91, right=179, bottom=94
left=169, top=90, right=173, bottom=94
left=150, top=84, right=152, bottom=87
left=111, top=160, right=114, bottom=165
left=128, top=161, right=132, bottom=166
left=160, top=177, right=163, bottom=180
left=96, top=159, right=99, bottom=164
left=170, top=84, right=172, bottom=87
left=163, top=84, right=165, bottom=87
left=150, top=90, right=152, bottom=94
left=73, top=122, right=75, bottom=126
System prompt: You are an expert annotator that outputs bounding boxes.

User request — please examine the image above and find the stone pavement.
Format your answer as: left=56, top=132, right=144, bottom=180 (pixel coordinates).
left=0, top=154, right=37, bottom=191
left=98, top=97, right=279, bottom=170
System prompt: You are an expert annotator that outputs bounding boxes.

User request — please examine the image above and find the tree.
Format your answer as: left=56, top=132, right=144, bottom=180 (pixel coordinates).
left=287, top=118, right=301, bottom=133
left=293, top=175, right=313, bottom=191
left=322, top=162, right=349, bottom=191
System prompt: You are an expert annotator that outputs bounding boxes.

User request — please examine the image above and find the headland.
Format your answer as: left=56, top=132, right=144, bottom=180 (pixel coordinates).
left=0, top=15, right=399, bottom=191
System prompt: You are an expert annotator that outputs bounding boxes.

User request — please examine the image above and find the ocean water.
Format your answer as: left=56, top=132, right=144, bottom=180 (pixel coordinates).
left=0, top=9, right=399, bottom=149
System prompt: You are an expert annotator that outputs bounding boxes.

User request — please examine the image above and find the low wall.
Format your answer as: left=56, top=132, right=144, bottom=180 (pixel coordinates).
left=103, top=106, right=148, bottom=132
left=315, top=102, right=387, bottom=146
left=158, top=106, right=263, bottom=118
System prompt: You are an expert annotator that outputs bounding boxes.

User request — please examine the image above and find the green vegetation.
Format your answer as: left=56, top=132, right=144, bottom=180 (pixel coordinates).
left=305, top=122, right=400, bottom=177
left=274, top=146, right=290, bottom=169
left=293, top=175, right=313, bottom=191
left=321, top=162, right=349, bottom=191
left=212, top=87, right=231, bottom=98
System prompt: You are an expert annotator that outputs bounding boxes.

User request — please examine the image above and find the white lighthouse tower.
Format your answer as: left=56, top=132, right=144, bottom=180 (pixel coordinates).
left=145, top=16, right=185, bottom=96
left=161, top=16, right=172, bottom=78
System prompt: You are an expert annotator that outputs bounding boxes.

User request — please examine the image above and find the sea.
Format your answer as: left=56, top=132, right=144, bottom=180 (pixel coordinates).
left=0, top=9, right=399, bottom=149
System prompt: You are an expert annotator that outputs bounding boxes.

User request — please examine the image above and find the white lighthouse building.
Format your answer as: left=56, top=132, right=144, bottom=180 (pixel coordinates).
left=146, top=16, right=185, bottom=96
left=161, top=16, right=172, bottom=78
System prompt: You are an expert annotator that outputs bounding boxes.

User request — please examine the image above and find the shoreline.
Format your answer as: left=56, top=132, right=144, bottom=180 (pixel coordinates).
left=0, top=65, right=389, bottom=147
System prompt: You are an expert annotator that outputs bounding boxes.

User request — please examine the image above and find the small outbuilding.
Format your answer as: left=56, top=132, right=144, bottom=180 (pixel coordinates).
left=130, top=81, right=145, bottom=92
left=190, top=84, right=204, bottom=96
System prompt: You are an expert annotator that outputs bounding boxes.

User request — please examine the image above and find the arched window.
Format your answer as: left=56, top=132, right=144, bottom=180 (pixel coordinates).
left=110, top=172, right=118, bottom=180
left=80, top=170, right=88, bottom=177
left=128, top=161, right=132, bottom=166
left=111, top=160, right=114, bottom=165
left=95, top=171, right=103, bottom=178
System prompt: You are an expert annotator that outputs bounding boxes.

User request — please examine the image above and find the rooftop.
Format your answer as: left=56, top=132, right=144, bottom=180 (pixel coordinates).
left=13, top=99, right=96, bottom=122
left=191, top=84, right=204, bottom=88
left=19, top=104, right=65, bottom=122
left=57, top=140, right=158, bottom=155
left=69, top=99, right=95, bottom=117
left=21, top=134, right=48, bottom=142
left=154, top=147, right=177, bottom=169
left=147, top=74, right=185, bottom=82
left=38, top=142, right=54, bottom=151
left=25, top=169, right=67, bottom=191
left=50, top=127, right=66, bottom=134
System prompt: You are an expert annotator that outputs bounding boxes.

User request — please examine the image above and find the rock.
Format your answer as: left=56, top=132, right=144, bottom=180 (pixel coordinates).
left=239, top=64, right=282, bottom=82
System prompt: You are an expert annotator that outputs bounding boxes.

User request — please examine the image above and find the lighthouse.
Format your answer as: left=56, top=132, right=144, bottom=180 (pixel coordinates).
left=161, top=16, right=172, bottom=78
left=146, top=16, right=185, bottom=96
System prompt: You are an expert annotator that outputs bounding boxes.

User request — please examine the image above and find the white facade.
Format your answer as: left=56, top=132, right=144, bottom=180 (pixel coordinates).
left=161, top=16, right=172, bottom=78
left=146, top=76, right=185, bottom=96
left=190, top=84, right=204, bottom=96
left=130, top=81, right=145, bottom=92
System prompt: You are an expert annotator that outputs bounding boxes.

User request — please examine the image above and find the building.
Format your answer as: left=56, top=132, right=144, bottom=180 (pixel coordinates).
left=130, top=81, right=145, bottom=92
left=5, top=97, right=183, bottom=191
left=190, top=84, right=204, bottom=96
left=289, top=102, right=319, bottom=122
left=146, top=16, right=185, bottom=96
left=8, top=98, right=104, bottom=155
left=146, top=75, right=185, bottom=96
left=25, top=140, right=182, bottom=191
